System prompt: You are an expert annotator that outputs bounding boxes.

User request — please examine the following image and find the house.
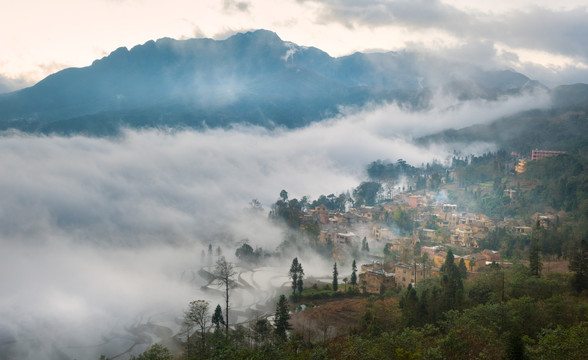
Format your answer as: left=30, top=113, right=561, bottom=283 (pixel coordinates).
left=531, top=149, right=567, bottom=161
left=318, top=230, right=335, bottom=245
left=408, top=195, right=426, bottom=208
left=361, top=261, right=384, bottom=272
left=359, top=270, right=396, bottom=294
left=421, top=228, right=437, bottom=241
left=372, top=225, right=394, bottom=242
left=336, top=232, right=355, bottom=246
left=481, top=249, right=501, bottom=262
left=452, top=224, right=474, bottom=247
left=513, top=226, right=532, bottom=235
left=462, top=253, right=487, bottom=272
left=442, top=203, right=457, bottom=212
left=311, top=204, right=329, bottom=224
left=394, top=263, right=440, bottom=288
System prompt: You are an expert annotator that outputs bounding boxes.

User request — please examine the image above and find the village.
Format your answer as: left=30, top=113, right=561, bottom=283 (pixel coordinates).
left=298, top=190, right=550, bottom=295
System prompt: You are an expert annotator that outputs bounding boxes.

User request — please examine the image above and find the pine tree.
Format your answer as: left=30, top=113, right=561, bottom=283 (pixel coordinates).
left=458, top=258, right=468, bottom=279
left=362, top=237, right=370, bottom=252
left=274, top=294, right=291, bottom=341
left=211, top=304, right=225, bottom=332
left=529, top=237, right=542, bottom=277
left=569, top=239, right=588, bottom=293
left=440, top=249, right=463, bottom=310
left=332, top=262, right=338, bottom=292
left=289, top=257, right=304, bottom=297
left=400, top=283, right=419, bottom=327
left=350, top=259, right=358, bottom=286
left=289, top=258, right=299, bottom=296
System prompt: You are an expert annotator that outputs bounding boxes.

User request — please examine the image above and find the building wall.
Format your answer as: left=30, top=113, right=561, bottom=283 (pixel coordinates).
left=359, top=271, right=396, bottom=294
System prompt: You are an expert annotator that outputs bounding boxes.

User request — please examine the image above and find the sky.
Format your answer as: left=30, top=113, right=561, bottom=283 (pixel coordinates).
left=1, top=0, right=588, bottom=92
left=0, top=1, right=575, bottom=358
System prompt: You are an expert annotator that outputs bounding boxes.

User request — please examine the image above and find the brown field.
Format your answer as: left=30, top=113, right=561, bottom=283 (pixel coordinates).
left=290, top=297, right=400, bottom=342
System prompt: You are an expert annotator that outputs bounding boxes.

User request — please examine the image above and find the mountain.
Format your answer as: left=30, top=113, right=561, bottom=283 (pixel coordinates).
left=417, top=83, right=588, bottom=154
left=0, top=30, right=543, bottom=135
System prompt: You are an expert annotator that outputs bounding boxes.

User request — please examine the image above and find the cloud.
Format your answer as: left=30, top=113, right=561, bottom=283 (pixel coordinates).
left=223, top=0, right=251, bottom=12
left=0, top=74, right=33, bottom=93
left=0, top=91, right=549, bottom=358
left=300, top=0, right=588, bottom=84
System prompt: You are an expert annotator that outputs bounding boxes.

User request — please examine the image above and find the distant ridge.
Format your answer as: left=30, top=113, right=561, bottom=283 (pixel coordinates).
left=417, top=82, right=588, bottom=154
left=0, top=29, right=548, bottom=135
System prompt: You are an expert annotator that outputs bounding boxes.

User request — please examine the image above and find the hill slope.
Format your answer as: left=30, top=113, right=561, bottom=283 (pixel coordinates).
left=0, top=30, right=543, bottom=135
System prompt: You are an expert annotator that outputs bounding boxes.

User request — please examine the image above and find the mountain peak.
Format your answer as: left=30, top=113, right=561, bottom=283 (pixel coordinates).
left=0, top=30, right=551, bottom=135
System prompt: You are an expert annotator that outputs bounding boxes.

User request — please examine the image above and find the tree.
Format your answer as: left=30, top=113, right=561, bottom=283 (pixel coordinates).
left=288, top=257, right=304, bottom=297
left=235, top=242, right=255, bottom=262
left=332, top=262, right=339, bottom=292
left=343, top=277, right=348, bottom=291
left=353, top=181, right=382, bottom=207
left=253, top=318, right=272, bottom=346
left=350, top=260, right=358, bottom=286
left=274, top=294, right=291, bottom=341
left=130, top=344, right=172, bottom=360
left=383, top=243, right=392, bottom=258
left=184, top=299, right=210, bottom=353
left=249, top=198, right=264, bottom=212
left=400, top=283, right=420, bottom=327
left=280, top=189, right=288, bottom=201
left=213, top=256, right=236, bottom=337
left=529, top=237, right=542, bottom=277
left=569, top=239, right=588, bottom=292
left=362, top=237, right=370, bottom=252
left=440, top=249, right=463, bottom=310
left=458, top=258, right=468, bottom=279
left=211, top=304, right=225, bottom=332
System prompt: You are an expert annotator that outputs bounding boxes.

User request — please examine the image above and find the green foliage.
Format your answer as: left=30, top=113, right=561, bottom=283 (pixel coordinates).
left=235, top=242, right=265, bottom=263
left=528, top=322, right=588, bottom=360
left=274, top=295, right=291, bottom=341
left=529, top=236, right=542, bottom=278
left=361, top=237, right=370, bottom=252
left=569, top=239, right=588, bottom=293
left=523, top=154, right=588, bottom=215
left=367, top=159, right=418, bottom=181
left=458, top=258, right=468, bottom=280
left=332, top=262, right=339, bottom=292
left=391, top=207, right=414, bottom=235
left=130, top=344, right=172, bottom=360
left=310, top=193, right=349, bottom=212
left=212, top=304, right=225, bottom=332
left=351, top=259, right=358, bottom=286
left=271, top=190, right=304, bottom=229
left=353, top=181, right=382, bottom=207
left=289, top=257, right=304, bottom=297
left=441, top=249, right=464, bottom=310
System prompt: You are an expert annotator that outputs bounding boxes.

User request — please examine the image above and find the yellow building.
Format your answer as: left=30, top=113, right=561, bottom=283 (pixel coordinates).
left=515, top=160, right=526, bottom=173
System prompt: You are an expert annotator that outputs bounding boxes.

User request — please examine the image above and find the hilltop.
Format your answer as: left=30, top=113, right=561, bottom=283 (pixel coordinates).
left=0, top=30, right=543, bottom=136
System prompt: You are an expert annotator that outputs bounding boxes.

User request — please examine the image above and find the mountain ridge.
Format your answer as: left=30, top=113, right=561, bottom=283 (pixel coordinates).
left=0, top=29, right=561, bottom=135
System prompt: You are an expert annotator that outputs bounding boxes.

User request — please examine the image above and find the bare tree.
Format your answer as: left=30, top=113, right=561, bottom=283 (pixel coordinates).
left=184, top=300, right=210, bottom=354
left=213, top=256, right=236, bottom=337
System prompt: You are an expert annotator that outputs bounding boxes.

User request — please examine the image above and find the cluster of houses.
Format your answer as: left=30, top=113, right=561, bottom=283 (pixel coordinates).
left=356, top=247, right=503, bottom=294
left=298, top=190, right=550, bottom=294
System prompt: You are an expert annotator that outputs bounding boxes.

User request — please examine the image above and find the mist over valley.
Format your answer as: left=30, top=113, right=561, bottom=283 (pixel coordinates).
left=1, top=27, right=588, bottom=360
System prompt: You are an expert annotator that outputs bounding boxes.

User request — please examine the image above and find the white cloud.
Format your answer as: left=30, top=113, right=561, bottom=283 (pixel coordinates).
left=0, top=88, right=550, bottom=358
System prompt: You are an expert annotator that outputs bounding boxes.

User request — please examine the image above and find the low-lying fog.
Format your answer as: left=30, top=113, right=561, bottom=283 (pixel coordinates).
left=0, top=91, right=548, bottom=359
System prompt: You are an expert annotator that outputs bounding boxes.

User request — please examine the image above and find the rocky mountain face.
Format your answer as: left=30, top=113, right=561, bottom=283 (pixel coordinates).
left=0, top=30, right=548, bottom=135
